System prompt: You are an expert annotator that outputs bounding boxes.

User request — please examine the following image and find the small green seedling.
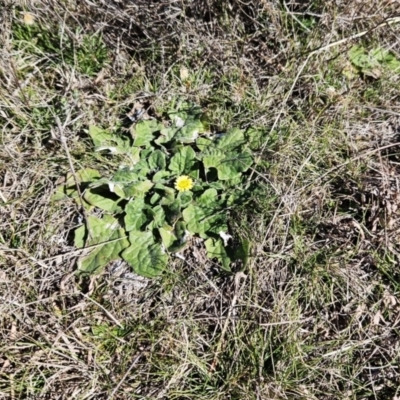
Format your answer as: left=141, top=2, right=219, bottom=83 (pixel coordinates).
left=348, top=45, right=400, bottom=78
left=55, top=103, right=253, bottom=277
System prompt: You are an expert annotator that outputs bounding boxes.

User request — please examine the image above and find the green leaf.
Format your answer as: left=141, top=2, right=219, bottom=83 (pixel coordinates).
left=75, top=215, right=129, bottom=275
left=53, top=168, right=101, bottom=201
left=77, top=168, right=102, bottom=183
left=124, top=179, right=154, bottom=197
left=108, top=183, right=125, bottom=199
left=169, top=146, right=196, bottom=175
left=148, top=150, right=166, bottom=171
left=133, top=120, right=161, bottom=147
left=160, top=193, right=176, bottom=206
left=129, top=147, right=141, bottom=164
left=175, top=117, right=204, bottom=143
left=202, top=149, right=225, bottom=171
left=84, top=188, right=122, bottom=212
left=131, top=159, right=150, bottom=176
left=74, top=225, right=86, bottom=249
left=168, top=102, right=201, bottom=122
left=208, top=181, right=226, bottom=191
left=122, top=231, right=168, bottom=277
left=88, top=125, right=131, bottom=154
left=173, top=220, right=187, bottom=241
left=154, top=183, right=175, bottom=205
left=386, top=55, right=400, bottom=71
left=165, top=199, right=181, bottom=225
left=217, top=150, right=253, bottom=180
left=150, top=192, right=162, bottom=205
left=205, top=238, right=231, bottom=271
left=182, top=205, right=208, bottom=234
left=227, top=190, right=245, bottom=206
left=196, top=137, right=213, bottom=152
left=216, top=128, right=245, bottom=151
left=110, top=168, right=141, bottom=197
left=370, top=47, right=389, bottom=62
left=109, top=186, right=126, bottom=200
left=182, top=205, right=227, bottom=235
left=155, top=127, right=176, bottom=145
left=168, top=240, right=189, bottom=253
left=112, top=168, right=138, bottom=183
left=245, top=127, right=266, bottom=151
left=152, top=170, right=171, bottom=183
left=202, top=148, right=253, bottom=180
left=125, top=198, right=147, bottom=231
left=348, top=45, right=371, bottom=69
left=150, top=205, right=166, bottom=227
left=224, top=174, right=243, bottom=187
left=159, top=226, right=177, bottom=250
left=88, top=125, right=113, bottom=147
left=197, top=188, right=218, bottom=207
left=177, top=191, right=193, bottom=208
left=370, top=48, right=400, bottom=71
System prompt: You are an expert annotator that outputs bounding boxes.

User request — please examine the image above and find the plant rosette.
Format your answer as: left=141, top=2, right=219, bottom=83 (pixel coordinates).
left=54, top=102, right=253, bottom=277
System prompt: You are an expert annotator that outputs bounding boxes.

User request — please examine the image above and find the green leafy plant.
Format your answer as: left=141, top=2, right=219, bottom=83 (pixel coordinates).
left=348, top=45, right=400, bottom=78
left=55, top=103, right=253, bottom=277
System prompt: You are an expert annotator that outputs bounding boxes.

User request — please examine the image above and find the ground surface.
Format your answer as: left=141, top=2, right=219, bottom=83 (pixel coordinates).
left=1, top=1, right=400, bottom=399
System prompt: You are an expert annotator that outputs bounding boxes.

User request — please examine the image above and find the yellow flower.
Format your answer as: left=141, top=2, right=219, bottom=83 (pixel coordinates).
left=23, top=12, right=35, bottom=25
left=175, top=175, right=194, bottom=192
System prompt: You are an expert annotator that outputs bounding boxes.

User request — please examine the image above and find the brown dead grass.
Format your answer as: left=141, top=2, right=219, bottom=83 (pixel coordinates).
left=1, top=0, right=400, bottom=399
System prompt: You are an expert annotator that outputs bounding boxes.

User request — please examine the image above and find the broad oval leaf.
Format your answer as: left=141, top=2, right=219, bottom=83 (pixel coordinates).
left=177, top=191, right=193, bottom=208
left=124, top=180, right=154, bottom=197
left=196, top=137, right=213, bottom=152
left=122, top=231, right=168, bottom=277
left=197, top=188, right=218, bottom=207
left=215, top=128, right=245, bottom=151
left=112, top=168, right=139, bottom=183
left=53, top=168, right=101, bottom=201
left=133, top=120, right=162, bottom=147
left=75, top=215, right=129, bottom=275
left=182, top=204, right=207, bottom=234
left=159, top=226, right=178, bottom=250
left=202, top=149, right=224, bottom=171
left=150, top=205, right=166, bottom=227
left=88, top=125, right=113, bottom=147
left=125, top=198, right=147, bottom=231
left=89, top=125, right=131, bottom=154
left=84, top=188, right=122, bottom=212
left=152, top=170, right=171, bottom=183
left=148, top=150, right=166, bottom=171
left=155, top=127, right=177, bottom=145
left=169, top=146, right=196, bottom=175
left=217, top=150, right=253, bottom=180
left=175, top=117, right=204, bottom=143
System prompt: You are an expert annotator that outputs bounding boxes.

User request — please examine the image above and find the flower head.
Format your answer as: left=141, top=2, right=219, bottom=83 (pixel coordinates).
left=175, top=175, right=194, bottom=192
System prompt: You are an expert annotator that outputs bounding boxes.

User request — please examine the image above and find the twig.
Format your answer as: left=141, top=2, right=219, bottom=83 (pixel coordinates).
left=283, top=1, right=311, bottom=32
left=259, top=318, right=312, bottom=327
left=108, top=353, right=143, bottom=399
left=81, top=293, right=123, bottom=329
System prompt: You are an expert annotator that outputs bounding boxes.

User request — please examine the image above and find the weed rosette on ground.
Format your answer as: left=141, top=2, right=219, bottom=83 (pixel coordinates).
left=54, top=102, right=255, bottom=277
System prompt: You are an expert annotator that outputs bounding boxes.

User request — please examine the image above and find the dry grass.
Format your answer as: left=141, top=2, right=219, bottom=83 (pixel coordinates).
left=1, top=0, right=400, bottom=399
